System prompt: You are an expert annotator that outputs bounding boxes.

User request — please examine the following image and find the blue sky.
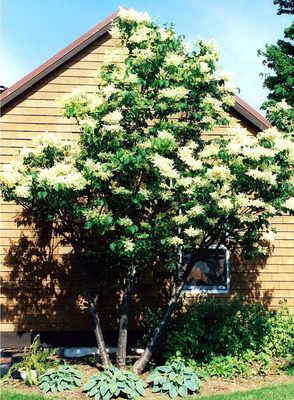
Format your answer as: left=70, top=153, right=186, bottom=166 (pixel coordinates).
left=0, top=0, right=291, bottom=112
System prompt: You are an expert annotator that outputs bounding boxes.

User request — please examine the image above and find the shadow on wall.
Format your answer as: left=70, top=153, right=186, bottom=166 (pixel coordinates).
left=0, top=212, right=171, bottom=347
left=229, top=251, right=273, bottom=307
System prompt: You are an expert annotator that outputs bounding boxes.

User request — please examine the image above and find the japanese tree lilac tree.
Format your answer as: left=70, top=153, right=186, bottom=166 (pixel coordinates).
left=1, top=8, right=294, bottom=373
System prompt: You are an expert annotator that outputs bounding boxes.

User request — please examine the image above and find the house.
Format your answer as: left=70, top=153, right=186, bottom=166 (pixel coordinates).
left=1, top=11, right=293, bottom=348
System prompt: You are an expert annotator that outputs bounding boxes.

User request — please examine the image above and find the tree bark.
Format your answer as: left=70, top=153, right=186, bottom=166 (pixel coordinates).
left=75, top=245, right=111, bottom=368
left=133, top=252, right=198, bottom=374
left=116, top=266, right=136, bottom=369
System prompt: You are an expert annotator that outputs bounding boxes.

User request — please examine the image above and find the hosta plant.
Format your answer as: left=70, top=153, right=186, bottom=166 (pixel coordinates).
left=38, top=364, right=82, bottom=393
left=148, top=361, right=200, bottom=398
left=83, top=366, right=146, bottom=399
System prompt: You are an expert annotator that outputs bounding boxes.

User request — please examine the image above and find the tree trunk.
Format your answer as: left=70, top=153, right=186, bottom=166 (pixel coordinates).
left=133, top=252, right=198, bottom=374
left=75, top=245, right=111, bottom=368
left=116, top=266, right=135, bottom=369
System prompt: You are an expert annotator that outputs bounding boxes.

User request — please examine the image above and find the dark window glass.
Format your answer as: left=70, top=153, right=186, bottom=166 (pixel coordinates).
left=181, top=248, right=230, bottom=293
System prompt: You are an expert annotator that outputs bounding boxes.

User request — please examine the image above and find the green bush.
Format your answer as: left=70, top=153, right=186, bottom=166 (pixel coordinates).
left=198, top=355, right=252, bottom=379
left=147, top=361, right=200, bottom=398
left=38, top=364, right=82, bottom=393
left=143, top=298, right=294, bottom=364
left=83, top=367, right=146, bottom=400
left=263, top=301, right=294, bottom=357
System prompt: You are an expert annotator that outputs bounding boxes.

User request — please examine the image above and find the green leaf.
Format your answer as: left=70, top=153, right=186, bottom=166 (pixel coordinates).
left=88, top=385, right=99, bottom=397
left=179, top=385, right=188, bottom=397
left=100, top=381, right=109, bottom=396
left=185, top=379, right=196, bottom=391
left=169, top=385, right=178, bottom=398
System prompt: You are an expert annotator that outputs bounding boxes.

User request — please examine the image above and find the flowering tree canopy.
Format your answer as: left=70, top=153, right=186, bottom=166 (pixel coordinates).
left=1, top=7, right=294, bottom=372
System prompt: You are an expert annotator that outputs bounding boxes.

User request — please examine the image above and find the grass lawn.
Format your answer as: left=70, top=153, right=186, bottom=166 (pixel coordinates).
left=0, top=388, right=59, bottom=400
left=1, top=383, right=293, bottom=400
left=197, top=383, right=294, bottom=400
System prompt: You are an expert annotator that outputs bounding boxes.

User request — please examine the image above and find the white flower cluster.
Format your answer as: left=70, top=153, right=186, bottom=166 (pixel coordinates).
left=152, top=155, right=179, bottom=180
left=168, top=236, right=183, bottom=246
left=109, top=25, right=122, bottom=39
left=122, top=239, right=135, bottom=252
left=187, top=205, right=204, bottom=217
left=0, top=162, right=32, bottom=198
left=261, top=230, right=277, bottom=243
left=165, top=53, right=185, bottom=67
left=284, top=197, right=294, bottom=211
left=219, top=70, right=233, bottom=82
left=178, top=144, right=203, bottom=171
left=218, top=198, right=234, bottom=212
left=258, top=127, right=281, bottom=142
left=246, top=169, right=277, bottom=185
left=158, top=87, right=189, bottom=101
left=159, top=28, right=174, bottom=41
left=80, top=117, right=96, bottom=131
left=199, top=143, right=220, bottom=158
left=132, top=47, right=155, bottom=62
left=118, top=217, right=133, bottom=226
left=157, top=130, right=175, bottom=141
left=184, top=226, right=202, bottom=238
left=38, top=162, right=87, bottom=190
left=118, top=7, right=151, bottom=23
left=84, top=159, right=114, bottom=181
left=199, top=61, right=210, bottom=74
left=129, top=25, right=153, bottom=43
left=32, top=132, right=70, bottom=154
left=101, top=84, right=119, bottom=99
left=102, top=110, right=123, bottom=133
left=206, top=165, right=231, bottom=181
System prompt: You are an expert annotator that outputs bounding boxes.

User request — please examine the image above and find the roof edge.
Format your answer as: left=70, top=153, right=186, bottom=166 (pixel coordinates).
left=0, top=10, right=118, bottom=108
left=234, top=95, right=271, bottom=131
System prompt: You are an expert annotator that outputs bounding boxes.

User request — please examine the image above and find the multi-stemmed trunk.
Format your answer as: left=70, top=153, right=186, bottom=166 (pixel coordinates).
left=133, top=252, right=198, bottom=374
left=116, top=266, right=136, bottom=368
left=75, top=245, right=111, bottom=368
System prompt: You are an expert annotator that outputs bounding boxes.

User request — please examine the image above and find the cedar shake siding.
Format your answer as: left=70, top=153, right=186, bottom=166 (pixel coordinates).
left=0, top=14, right=293, bottom=345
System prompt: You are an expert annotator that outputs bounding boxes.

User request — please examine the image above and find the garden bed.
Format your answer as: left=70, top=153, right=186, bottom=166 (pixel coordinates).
left=1, top=361, right=294, bottom=400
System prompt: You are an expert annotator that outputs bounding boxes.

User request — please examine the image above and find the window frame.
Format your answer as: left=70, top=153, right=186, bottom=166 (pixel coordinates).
left=180, top=245, right=230, bottom=294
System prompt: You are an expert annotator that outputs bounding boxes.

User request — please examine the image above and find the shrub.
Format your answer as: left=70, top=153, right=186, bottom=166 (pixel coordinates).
left=147, top=361, right=201, bottom=398
left=83, top=367, right=146, bottom=399
left=198, top=355, right=252, bottom=379
left=39, top=364, right=82, bottom=393
left=263, top=301, right=294, bottom=357
left=143, top=298, right=294, bottom=363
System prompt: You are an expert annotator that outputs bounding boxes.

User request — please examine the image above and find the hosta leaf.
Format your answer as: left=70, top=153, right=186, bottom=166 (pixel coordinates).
left=74, top=377, right=81, bottom=386
left=40, top=383, right=50, bottom=393
left=84, top=380, right=97, bottom=391
left=163, top=381, right=171, bottom=391
left=88, top=385, right=99, bottom=397
left=185, top=379, right=196, bottom=391
left=100, top=381, right=109, bottom=396
left=136, top=384, right=145, bottom=396
left=95, top=394, right=101, bottom=400
left=103, top=390, right=112, bottom=400
left=169, top=385, right=178, bottom=399
left=169, top=371, right=176, bottom=380
left=179, top=385, right=188, bottom=397
left=152, top=385, right=161, bottom=393
left=109, top=384, right=117, bottom=394
left=157, top=366, right=171, bottom=373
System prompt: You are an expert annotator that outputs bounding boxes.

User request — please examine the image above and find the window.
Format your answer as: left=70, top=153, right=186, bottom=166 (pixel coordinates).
left=180, top=246, right=230, bottom=293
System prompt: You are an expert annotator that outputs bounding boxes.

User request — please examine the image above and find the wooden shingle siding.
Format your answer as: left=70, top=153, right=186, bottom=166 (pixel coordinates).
left=1, top=30, right=294, bottom=339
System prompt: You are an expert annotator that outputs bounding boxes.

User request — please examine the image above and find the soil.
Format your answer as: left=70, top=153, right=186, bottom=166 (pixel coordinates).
left=1, top=358, right=294, bottom=399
